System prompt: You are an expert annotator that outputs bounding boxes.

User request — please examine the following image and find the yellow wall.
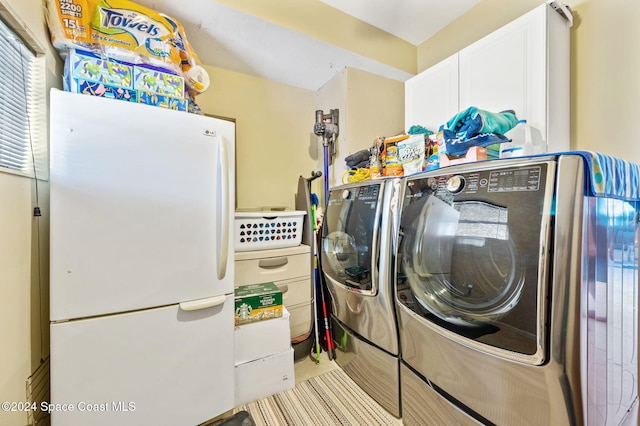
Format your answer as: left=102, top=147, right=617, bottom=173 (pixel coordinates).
left=3, top=1, right=640, bottom=424
left=316, top=68, right=405, bottom=191
left=342, top=68, right=405, bottom=184
left=417, top=0, right=640, bottom=161
left=0, top=174, right=38, bottom=426
left=570, top=0, right=640, bottom=159
left=0, top=0, right=60, bottom=424
left=345, top=68, right=405, bottom=149
left=196, top=65, right=318, bottom=209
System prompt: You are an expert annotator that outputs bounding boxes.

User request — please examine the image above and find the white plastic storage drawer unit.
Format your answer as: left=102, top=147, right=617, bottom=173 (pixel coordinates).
left=235, top=245, right=312, bottom=339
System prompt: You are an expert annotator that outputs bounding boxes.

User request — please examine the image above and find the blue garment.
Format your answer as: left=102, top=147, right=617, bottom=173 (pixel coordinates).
left=442, top=107, right=518, bottom=156
left=443, top=131, right=510, bottom=156
left=446, top=107, right=518, bottom=139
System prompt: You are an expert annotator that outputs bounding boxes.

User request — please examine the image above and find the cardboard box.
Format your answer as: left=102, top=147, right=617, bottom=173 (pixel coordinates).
left=235, top=307, right=291, bottom=365
left=234, top=348, right=295, bottom=406
left=234, top=282, right=283, bottom=325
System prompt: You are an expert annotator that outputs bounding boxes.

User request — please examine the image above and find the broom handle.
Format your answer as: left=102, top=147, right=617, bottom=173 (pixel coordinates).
left=316, top=227, right=336, bottom=360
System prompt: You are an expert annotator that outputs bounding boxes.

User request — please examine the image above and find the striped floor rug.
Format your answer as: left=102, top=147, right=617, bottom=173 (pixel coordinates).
left=236, top=368, right=399, bottom=425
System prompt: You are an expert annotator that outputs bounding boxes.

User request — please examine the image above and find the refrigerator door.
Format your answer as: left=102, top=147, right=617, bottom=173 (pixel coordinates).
left=50, top=296, right=234, bottom=426
left=50, top=90, right=235, bottom=321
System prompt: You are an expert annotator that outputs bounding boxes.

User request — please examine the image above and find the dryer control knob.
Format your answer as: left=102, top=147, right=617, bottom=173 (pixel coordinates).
left=446, top=175, right=465, bottom=193
left=342, top=189, right=351, bottom=199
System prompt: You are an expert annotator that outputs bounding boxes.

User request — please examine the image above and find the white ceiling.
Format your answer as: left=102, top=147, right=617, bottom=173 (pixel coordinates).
left=319, top=0, right=482, bottom=45
left=135, top=0, right=481, bottom=91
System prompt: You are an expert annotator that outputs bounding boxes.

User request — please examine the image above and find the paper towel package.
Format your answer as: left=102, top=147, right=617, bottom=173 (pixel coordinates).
left=64, top=49, right=187, bottom=111
left=133, top=66, right=184, bottom=98
left=137, top=91, right=187, bottom=111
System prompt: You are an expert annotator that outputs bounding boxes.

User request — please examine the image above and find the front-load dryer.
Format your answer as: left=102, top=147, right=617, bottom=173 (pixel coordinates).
left=321, top=178, right=401, bottom=417
left=395, top=153, right=639, bottom=425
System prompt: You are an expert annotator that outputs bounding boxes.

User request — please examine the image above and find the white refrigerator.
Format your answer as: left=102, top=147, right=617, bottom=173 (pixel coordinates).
left=49, top=89, right=235, bottom=426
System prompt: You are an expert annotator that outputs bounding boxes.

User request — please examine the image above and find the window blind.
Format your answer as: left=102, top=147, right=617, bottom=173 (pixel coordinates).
left=0, top=17, right=37, bottom=177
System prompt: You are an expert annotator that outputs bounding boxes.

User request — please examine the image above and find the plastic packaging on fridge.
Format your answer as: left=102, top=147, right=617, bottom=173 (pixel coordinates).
left=45, top=0, right=210, bottom=94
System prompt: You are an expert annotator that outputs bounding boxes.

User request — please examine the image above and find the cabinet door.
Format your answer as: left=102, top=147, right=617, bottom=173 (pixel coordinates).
left=405, top=54, right=459, bottom=132
left=458, top=5, right=546, bottom=139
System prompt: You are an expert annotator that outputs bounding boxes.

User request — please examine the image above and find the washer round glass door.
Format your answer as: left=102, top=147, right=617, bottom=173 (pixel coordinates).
left=404, top=197, right=525, bottom=327
left=322, top=183, right=383, bottom=294
left=396, top=164, right=554, bottom=360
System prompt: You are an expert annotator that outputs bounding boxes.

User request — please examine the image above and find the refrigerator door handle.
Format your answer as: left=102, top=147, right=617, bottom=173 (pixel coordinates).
left=217, top=136, right=230, bottom=280
left=179, top=295, right=226, bottom=311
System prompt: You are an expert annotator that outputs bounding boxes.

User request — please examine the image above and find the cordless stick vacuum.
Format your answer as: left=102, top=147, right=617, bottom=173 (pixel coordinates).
left=312, top=109, right=338, bottom=361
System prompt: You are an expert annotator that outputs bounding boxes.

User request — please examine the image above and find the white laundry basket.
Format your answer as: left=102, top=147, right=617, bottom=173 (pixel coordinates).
left=234, top=211, right=306, bottom=252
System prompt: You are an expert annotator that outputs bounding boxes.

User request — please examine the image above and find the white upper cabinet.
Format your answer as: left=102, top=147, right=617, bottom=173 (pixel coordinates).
left=458, top=6, right=546, bottom=128
left=405, top=2, right=572, bottom=153
left=405, top=54, right=458, bottom=132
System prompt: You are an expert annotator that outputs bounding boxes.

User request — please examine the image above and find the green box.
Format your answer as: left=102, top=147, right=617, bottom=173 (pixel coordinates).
left=234, top=282, right=283, bottom=325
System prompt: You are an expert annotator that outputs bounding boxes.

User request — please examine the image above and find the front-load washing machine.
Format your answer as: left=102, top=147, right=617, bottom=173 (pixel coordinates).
left=321, top=178, right=401, bottom=417
left=394, top=153, right=639, bottom=425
